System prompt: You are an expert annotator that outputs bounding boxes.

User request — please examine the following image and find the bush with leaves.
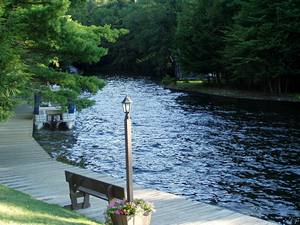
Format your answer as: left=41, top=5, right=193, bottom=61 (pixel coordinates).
left=0, top=0, right=125, bottom=121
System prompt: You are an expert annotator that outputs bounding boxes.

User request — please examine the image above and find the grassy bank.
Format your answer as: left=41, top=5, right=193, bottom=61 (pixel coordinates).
left=167, top=80, right=300, bottom=103
left=0, top=184, right=101, bottom=225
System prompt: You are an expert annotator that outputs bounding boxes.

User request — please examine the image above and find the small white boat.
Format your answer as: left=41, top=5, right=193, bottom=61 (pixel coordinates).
left=33, top=95, right=76, bottom=130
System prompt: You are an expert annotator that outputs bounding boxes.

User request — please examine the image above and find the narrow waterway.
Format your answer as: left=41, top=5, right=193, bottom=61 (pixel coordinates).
left=34, top=76, right=300, bottom=224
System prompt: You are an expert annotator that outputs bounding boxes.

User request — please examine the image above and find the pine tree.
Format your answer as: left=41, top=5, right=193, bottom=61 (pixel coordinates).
left=0, top=0, right=125, bottom=120
left=224, top=0, right=300, bottom=92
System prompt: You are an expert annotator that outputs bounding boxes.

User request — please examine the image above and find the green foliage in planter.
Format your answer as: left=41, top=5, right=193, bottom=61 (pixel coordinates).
left=105, top=199, right=154, bottom=225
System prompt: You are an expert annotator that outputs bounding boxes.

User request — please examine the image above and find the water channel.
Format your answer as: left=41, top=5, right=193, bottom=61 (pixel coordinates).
left=34, top=76, right=300, bottom=224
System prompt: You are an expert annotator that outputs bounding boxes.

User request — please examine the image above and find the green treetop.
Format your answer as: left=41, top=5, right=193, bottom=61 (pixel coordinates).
left=0, top=0, right=126, bottom=121
left=224, top=0, right=300, bottom=92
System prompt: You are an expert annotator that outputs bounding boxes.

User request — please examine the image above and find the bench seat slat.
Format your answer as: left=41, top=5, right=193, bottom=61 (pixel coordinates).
left=78, top=186, right=108, bottom=201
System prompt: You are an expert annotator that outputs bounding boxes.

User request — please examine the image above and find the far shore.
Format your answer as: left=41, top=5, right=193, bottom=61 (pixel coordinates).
left=166, top=81, right=300, bottom=104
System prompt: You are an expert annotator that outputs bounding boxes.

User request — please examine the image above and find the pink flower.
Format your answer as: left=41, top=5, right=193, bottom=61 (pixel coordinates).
left=108, top=198, right=123, bottom=208
left=115, top=209, right=122, bottom=215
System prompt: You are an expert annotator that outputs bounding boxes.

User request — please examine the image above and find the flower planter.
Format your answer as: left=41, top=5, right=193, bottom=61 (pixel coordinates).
left=106, top=199, right=154, bottom=225
left=111, top=213, right=152, bottom=225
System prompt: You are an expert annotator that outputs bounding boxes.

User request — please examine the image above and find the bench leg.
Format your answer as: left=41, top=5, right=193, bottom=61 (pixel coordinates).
left=70, top=192, right=90, bottom=210
left=83, top=193, right=90, bottom=208
left=70, top=193, right=79, bottom=210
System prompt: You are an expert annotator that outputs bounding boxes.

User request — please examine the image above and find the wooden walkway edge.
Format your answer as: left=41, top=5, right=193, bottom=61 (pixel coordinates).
left=0, top=105, right=276, bottom=224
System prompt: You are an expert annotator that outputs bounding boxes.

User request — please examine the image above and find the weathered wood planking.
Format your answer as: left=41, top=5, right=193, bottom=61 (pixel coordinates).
left=0, top=105, right=277, bottom=225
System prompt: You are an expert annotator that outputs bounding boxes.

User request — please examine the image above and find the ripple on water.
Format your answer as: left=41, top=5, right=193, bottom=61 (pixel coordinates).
left=34, top=77, right=300, bottom=225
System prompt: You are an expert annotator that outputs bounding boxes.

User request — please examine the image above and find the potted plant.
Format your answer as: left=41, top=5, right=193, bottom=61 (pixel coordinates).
left=105, top=199, right=155, bottom=225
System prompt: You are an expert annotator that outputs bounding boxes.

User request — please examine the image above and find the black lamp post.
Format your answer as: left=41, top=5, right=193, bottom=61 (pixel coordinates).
left=122, top=96, right=133, bottom=202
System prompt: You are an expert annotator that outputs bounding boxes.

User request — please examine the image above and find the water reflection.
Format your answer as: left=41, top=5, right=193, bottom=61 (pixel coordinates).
left=34, top=76, right=300, bottom=224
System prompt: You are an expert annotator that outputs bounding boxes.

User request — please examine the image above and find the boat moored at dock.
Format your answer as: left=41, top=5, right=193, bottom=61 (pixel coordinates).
left=33, top=93, right=76, bottom=130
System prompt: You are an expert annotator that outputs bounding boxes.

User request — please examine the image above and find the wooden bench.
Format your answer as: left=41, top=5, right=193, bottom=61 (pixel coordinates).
left=65, top=170, right=125, bottom=210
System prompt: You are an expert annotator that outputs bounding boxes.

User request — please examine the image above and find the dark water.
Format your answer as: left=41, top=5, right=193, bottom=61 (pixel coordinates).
left=34, top=77, right=300, bottom=224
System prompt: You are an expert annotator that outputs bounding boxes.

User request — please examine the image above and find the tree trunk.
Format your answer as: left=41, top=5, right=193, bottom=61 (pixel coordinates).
left=268, top=80, right=273, bottom=93
left=278, top=77, right=282, bottom=94
left=213, top=73, right=217, bottom=85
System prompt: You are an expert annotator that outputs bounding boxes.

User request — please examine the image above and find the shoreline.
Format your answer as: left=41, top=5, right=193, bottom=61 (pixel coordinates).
left=166, top=83, right=300, bottom=104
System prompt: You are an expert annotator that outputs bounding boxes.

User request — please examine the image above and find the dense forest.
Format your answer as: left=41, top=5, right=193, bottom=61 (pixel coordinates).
left=1, top=0, right=299, bottom=120
left=71, top=0, right=300, bottom=93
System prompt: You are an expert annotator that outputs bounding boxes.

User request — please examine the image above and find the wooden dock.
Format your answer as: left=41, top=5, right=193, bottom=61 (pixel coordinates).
left=0, top=105, right=276, bottom=225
